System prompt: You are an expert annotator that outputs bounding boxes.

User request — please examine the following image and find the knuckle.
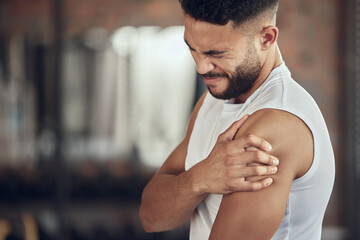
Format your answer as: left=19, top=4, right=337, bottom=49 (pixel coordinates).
left=254, top=166, right=264, bottom=175
left=224, top=157, right=233, bottom=166
left=246, top=133, right=255, bottom=142
left=248, top=183, right=259, bottom=191
left=254, top=151, right=263, bottom=160
left=225, top=180, right=235, bottom=190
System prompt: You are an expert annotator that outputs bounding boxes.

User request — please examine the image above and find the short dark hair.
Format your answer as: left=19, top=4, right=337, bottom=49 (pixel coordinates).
left=179, top=0, right=279, bottom=27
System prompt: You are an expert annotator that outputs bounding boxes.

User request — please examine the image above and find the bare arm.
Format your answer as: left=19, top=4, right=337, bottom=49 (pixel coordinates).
left=139, top=94, right=280, bottom=232
left=139, top=92, right=207, bottom=232
left=209, top=109, right=314, bottom=239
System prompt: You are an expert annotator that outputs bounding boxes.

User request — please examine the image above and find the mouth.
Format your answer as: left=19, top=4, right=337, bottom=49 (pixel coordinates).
left=202, top=76, right=225, bottom=85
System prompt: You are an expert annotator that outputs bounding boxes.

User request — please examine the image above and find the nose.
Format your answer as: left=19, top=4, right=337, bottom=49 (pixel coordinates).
left=194, top=54, right=215, bottom=75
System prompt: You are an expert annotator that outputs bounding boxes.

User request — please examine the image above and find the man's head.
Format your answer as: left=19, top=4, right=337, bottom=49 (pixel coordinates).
left=180, top=0, right=279, bottom=101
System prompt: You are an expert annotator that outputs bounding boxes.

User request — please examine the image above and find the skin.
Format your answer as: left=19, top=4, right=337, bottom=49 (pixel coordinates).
left=140, top=12, right=313, bottom=238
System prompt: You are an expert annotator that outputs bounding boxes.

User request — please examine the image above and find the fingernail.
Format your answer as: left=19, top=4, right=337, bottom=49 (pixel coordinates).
left=266, top=178, right=273, bottom=186
left=271, top=167, right=278, bottom=173
left=266, top=143, right=272, bottom=151
left=273, top=158, right=279, bottom=165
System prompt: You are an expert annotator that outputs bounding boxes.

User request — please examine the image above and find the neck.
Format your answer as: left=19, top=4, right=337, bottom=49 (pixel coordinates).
left=234, top=45, right=282, bottom=104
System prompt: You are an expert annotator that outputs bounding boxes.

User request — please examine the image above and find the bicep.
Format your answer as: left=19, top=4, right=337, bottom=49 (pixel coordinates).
left=210, top=109, right=313, bottom=239
left=210, top=159, right=294, bottom=239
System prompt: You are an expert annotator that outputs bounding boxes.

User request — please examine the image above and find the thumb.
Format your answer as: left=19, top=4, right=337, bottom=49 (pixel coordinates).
left=218, top=114, right=250, bottom=142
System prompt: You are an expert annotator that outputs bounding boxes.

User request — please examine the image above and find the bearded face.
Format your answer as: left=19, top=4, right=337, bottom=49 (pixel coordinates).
left=200, top=41, right=262, bottom=100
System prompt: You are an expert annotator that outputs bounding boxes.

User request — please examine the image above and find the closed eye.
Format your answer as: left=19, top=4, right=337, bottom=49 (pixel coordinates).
left=204, top=50, right=227, bottom=58
left=184, top=38, right=227, bottom=58
left=209, top=53, right=225, bottom=59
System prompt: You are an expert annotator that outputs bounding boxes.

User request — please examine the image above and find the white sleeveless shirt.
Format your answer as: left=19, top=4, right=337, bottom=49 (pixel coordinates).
left=185, top=63, right=335, bottom=240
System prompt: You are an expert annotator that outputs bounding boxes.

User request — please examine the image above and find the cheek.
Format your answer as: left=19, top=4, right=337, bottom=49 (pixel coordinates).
left=214, top=59, right=238, bottom=77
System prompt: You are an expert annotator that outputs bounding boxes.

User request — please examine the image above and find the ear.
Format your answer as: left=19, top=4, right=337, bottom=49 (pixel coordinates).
left=260, top=25, right=278, bottom=50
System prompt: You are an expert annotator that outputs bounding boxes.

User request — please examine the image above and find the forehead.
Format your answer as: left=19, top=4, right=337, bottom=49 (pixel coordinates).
left=184, top=15, right=246, bottom=50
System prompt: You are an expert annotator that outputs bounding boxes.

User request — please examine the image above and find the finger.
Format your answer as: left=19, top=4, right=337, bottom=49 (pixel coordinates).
left=225, top=151, right=279, bottom=166
left=218, top=115, right=249, bottom=142
left=226, top=165, right=277, bottom=178
left=241, top=178, right=274, bottom=191
left=233, top=133, right=272, bottom=151
left=244, top=146, right=259, bottom=152
left=227, top=177, right=273, bottom=192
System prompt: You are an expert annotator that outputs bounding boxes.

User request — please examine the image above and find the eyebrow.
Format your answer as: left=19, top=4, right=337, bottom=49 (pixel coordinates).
left=184, top=38, right=228, bottom=56
left=184, top=39, right=195, bottom=51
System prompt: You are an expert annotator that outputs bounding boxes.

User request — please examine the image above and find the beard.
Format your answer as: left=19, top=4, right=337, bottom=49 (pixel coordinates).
left=200, top=42, right=262, bottom=100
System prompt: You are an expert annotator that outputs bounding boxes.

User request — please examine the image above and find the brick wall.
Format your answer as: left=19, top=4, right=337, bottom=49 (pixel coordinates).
left=0, top=0, right=184, bottom=40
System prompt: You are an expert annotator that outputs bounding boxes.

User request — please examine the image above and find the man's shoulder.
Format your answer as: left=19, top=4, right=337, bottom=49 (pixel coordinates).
left=250, top=70, right=321, bottom=128
left=236, top=108, right=314, bottom=179
left=240, top=108, right=310, bottom=135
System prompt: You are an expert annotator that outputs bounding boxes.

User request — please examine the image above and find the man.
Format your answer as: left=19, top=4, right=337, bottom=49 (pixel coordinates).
left=139, top=0, right=335, bottom=239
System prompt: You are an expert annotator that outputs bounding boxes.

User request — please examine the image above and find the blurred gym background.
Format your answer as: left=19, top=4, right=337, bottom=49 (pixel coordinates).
left=0, top=0, right=359, bottom=239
